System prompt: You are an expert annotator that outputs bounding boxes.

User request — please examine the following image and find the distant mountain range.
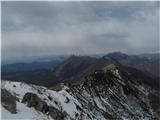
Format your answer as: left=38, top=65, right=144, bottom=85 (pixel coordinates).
left=1, top=52, right=159, bottom=119
left=2, top=60, right=61, bottom=73
left=105, top=52, right=160, bottom=78
left=2, top=54, right=70, bottom=65
left=1, top=52, right=159, bottom=87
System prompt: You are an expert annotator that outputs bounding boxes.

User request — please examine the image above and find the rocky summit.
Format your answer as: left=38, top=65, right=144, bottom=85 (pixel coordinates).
left=1, top=62, right=159, bottom=120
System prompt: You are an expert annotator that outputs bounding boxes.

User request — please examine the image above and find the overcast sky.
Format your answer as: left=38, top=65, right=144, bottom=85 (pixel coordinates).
left=2, top=1, right=159, bottom=60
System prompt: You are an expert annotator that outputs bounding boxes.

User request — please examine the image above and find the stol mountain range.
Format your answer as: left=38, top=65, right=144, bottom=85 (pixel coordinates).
left=1, top=52, right=160, bottom=120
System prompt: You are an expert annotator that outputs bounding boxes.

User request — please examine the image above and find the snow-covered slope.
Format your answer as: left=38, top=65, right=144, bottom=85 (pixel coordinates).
left=2, top=102, right=52, bottom=120
left=1, top=80, right=81, bottom=120
left=1, top=67, right=159, bottom=120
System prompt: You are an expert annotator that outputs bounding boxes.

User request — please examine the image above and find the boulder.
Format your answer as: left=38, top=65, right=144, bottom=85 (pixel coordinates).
left=21, top=92, right=48, bottom=113
left=1, top=89, right=17, bottom=113
left=22, top=92, right=64, bottom=119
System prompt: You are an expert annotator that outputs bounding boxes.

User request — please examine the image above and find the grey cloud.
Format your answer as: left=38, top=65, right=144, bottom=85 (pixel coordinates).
left=3, top=1, right=157, bottom=32
left=2, top=1, right=159, bottom=60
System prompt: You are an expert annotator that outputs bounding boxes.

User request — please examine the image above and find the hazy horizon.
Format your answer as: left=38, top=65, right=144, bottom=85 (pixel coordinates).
left=2, top=51, right=160, bottom=65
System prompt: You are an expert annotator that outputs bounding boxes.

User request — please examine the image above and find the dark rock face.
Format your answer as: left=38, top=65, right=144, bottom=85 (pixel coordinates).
left=1, top=89, right=17, bottom=113
left=21, top=92, right=64, bottom=120
left=68, top=68, right=159, bottom=119
left=49, top=106, right=64, bottom=120
left=148, top=91, right=160, bottom=118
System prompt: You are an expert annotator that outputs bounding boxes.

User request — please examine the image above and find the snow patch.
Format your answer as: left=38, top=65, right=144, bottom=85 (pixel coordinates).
left=1, top=102, right=52, bottom=120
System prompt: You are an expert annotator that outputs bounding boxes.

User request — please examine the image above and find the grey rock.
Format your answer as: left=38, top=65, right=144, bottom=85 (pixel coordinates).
left=1, top=89, right=17, bottom=113
left=21, top=92, right=48, bottom=113
left=22, top=92, right=64, bottom=119
left=49, top=106, right=64, bottom=120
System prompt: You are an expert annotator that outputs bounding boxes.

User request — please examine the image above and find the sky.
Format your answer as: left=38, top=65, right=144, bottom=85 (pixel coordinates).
left=2, top=1, right=160, bottom=60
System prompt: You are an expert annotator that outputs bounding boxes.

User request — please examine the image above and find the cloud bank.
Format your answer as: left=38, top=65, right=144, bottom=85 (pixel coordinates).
left=2, top=1, right=159, bottom=59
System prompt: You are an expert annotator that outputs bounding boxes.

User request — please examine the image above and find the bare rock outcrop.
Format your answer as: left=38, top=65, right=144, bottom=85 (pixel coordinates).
left=1, top=89, right=17, bottom=113
left=22, top=92, right=64, bottom=120
left=21, top=92, right=48, bottom=113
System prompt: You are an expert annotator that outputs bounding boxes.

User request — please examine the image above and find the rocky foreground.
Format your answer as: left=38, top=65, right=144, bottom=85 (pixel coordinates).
left=1, top=64, right=160, bottom=120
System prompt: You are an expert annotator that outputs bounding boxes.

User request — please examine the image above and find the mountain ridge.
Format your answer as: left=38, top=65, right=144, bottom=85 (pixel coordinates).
left=2, top=64, right=159, bottom=119
left=1, top=52, right=159, bottom=87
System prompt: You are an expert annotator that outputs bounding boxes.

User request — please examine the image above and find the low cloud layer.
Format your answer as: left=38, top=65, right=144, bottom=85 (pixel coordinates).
left=2, top=1, right=159, bottom=59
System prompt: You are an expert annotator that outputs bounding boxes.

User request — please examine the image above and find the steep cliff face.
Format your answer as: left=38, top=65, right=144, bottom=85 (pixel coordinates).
left=1, top=65, right=159, bottom=120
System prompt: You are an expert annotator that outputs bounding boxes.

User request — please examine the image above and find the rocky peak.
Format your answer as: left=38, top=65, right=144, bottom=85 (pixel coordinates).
left=53, top=55, right=97, bottom=78
left=67, top=67, right=159, bottom=119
